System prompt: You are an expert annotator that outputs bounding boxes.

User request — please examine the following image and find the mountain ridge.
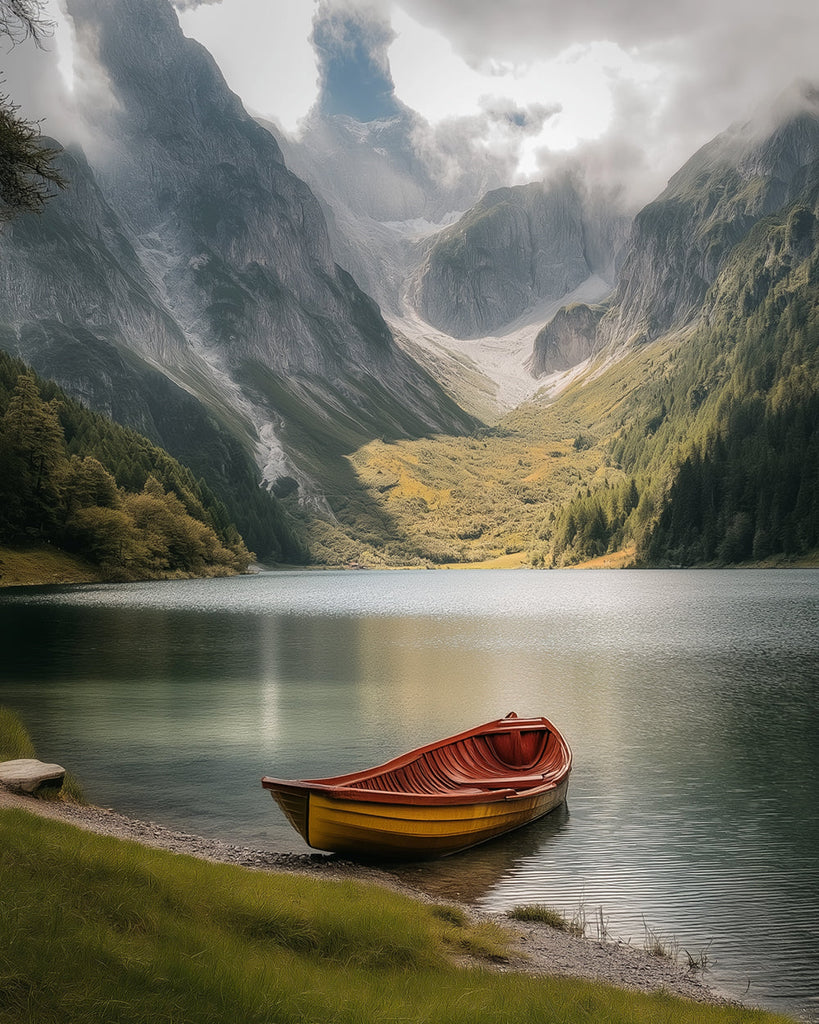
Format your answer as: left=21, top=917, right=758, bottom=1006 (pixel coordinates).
left=410, top=178, right=629, bottom=339
left=0, top=0, right=477, bottom=559
left=533, top=84, right=819, bottom=370
left=1, top=3, right=817, bottom=569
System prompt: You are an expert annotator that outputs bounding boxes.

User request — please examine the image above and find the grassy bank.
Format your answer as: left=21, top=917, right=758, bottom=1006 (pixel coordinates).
left=0, top=707, right=36, bottom=760
left=0, top=809, right=793, bottom=1024
left=0, top=542, right=262, bottom=589
left=0, top=544, right=104, bottom=588
left=0, top=707, right=84, bottom=803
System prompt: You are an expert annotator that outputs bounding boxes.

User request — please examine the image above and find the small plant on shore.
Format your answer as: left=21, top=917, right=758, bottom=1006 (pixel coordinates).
left=642, top=917, right=677, bottom=960
left=569, top=905, right=588, bottom=938
left=685, top=943, right=712, bottom=972
left=38, top=770, right=86, bottom=804
left=508, top=904, right=586, bottom=938
left=508, top=904, right=570, bottom=930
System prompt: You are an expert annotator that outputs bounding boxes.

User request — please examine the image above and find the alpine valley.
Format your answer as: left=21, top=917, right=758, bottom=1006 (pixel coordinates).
left=1, top=0, right=817, bottom=577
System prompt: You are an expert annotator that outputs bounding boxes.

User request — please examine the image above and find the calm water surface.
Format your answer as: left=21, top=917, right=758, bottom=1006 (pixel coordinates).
left=1, top=569, right=817, bottom=1020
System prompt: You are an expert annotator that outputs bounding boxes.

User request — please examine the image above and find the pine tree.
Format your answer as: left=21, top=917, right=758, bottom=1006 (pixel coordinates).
left=0, top=372, right=66, bottom=537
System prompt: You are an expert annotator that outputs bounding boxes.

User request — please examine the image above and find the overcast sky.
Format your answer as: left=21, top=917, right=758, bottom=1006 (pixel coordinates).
left=4, top=0, right=819, bottom=208
left=173, top=0, right=819, bottom=203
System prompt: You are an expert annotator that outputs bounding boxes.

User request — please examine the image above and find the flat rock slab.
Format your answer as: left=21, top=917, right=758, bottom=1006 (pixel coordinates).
left=0, top=758, right=66, bottom=794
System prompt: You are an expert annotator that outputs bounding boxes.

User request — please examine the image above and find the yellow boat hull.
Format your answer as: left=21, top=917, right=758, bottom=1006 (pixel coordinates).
left=271, top=778, right=569, bottom=859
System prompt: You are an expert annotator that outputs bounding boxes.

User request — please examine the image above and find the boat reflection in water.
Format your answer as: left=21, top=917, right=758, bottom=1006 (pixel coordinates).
left=262, top=713, right=572, bottom=861
left=386, top=801, right=572, bottom=903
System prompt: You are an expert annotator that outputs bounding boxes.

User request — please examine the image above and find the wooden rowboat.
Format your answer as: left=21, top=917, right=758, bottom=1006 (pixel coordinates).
left=261, top=712, right=572, bottom=860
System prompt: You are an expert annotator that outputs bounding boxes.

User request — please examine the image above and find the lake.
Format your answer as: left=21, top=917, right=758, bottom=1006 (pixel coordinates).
left=1, top=569, right=817, bottom=1021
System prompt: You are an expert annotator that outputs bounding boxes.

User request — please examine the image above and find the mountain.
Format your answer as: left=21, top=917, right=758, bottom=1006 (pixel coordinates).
left=528, top=302, right=608, bottom=377
left=2, top=0, right=817, bottom=570
left=0, top=135, right=297, bottom=558
left=277, top=110, right=437, bottom=319
left=284, top=117, right=629, bottom=420
left=535, top=86, right=819, bottom=566
left=293, top=81, right=819, bottom=568
left=635, top=189, right=819, bottom=564
left=277, top=2, right=510, bottom=318
left=0, top=0, right=475, bottom=560
left=272, top=3, right=635, bottom=420
left=410, top=178, right=628, bottom=339
left=611, top=87, right=819, bottom=342
left=279, top=104, right=511, bottom=320
left=531, top=83, right=819, bottom=372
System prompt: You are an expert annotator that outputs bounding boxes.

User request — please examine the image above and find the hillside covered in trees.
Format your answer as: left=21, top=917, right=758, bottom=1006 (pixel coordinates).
left=0, top=351, right=256, bottom=580
left=543, top=197, right=819, bottom=567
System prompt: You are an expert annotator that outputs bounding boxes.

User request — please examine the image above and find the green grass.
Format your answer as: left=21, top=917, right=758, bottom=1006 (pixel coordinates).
left=509, top=903, right=572, bottom=928
left=0, top=544, right=104, bottom=588
left=508, top=903, right=586, bottom=937
left=0, top=707, right=36, bottom=760
left=0, top=809, right=795, bottom=1024
left=508, top=904, right=573, bottom=930
left=339, top=423, right=609, bottom=567
left=296, top=339, right=678, bottom=568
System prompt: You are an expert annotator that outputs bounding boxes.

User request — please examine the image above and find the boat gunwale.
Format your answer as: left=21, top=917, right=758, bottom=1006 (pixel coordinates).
left=261, top=714, right=572, bottom=808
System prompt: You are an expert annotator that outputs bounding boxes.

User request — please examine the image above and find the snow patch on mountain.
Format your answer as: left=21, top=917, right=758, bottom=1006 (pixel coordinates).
left=380, top=213, right=464, bottom=239
left=391, top=273, right=612, bottom=417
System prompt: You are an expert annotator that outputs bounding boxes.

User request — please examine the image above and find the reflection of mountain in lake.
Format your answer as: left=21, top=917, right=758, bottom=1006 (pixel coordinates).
left=384, top=802, right=570, bottom=904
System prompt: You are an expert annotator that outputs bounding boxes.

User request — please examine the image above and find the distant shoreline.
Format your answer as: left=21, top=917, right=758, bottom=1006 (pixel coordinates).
left=2, top=542, right=816, bottom=589
left=0, top=544, right=247, bottom=589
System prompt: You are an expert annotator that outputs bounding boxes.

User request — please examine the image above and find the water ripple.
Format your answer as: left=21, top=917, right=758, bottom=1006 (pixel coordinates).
left=2, top=569, right=817, bottom=1020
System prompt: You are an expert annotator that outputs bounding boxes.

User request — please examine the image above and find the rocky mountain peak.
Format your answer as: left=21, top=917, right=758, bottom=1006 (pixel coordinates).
left=0, top=0, right=475, bottom=552
left=410, top=177, right=629, bottom=339
left=595, top=80, right=819, bottom=349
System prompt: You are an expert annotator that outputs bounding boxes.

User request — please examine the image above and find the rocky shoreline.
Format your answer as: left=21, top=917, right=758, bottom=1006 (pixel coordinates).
left=0, top=786, right=742, bottom=1010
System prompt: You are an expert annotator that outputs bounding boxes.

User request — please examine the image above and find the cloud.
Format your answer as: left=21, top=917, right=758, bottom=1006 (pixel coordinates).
left=311, top=0, right=399, bottom=121
left=401, top=102, right=563, bottom=207
left=393, top=0, right=819, bottom=202
left=387, top=7, right=660, bottom=188
left=394, top=0, right=810, bottom=67
left=6, top=0, right=819, bottom=219
left=175, top=0, right=317, bottom=133
left=0, top=3, right=80, bottom=145
left=170, top=0, right=222, bottom=9
left=479, top=96, right=562, bottom=134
